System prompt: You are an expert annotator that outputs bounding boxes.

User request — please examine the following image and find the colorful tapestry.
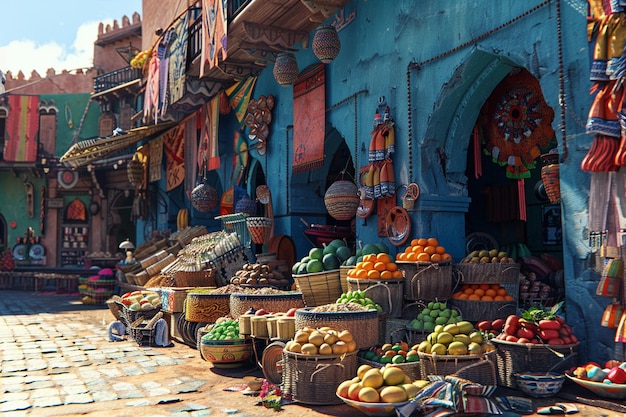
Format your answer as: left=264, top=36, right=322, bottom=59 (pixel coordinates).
left=225, top=76, right=257, bottom=127
left=198, top=95, right=221, bottom=171
left=149, top=134, right=164, bottom=182
left=144, top=53, right=160, bottom=122
left=4, top=95, right=39, bottom=162
left=479, top=68, right=555, bottom=179
left=168, top=12, right=189, bottom=104
left=200, top=0, right=228, bottom=77
left=164, top=125, right=186, bottom=191
left=293, top=64, right=325, bottom=174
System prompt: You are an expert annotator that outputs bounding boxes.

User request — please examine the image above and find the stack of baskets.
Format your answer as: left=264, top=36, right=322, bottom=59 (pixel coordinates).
left=79, top=268, right=116, bottom=304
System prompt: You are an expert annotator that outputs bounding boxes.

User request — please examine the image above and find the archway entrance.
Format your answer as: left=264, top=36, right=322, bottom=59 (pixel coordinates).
left=108, top=191, right=136, bottom=256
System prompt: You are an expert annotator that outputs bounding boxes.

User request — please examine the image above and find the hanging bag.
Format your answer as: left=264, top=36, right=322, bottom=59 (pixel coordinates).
left=596, top=257, right=624, bottom=297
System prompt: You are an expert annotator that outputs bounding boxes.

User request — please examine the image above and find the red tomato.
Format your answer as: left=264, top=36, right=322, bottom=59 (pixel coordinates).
left=520, top=321, right=539, bottom=332
left=538, top=329, right=560, bottom=341
left=505, top=334, right=518, bottom=342
left=477, top=320, right=492, bottom=331
left=547, top=337, right=564, bottom=345
left=491, top=318, right=505, bottom=331
left=539, top=319, right=561, bottom=330
left=516, top=327, right=535, bottom=340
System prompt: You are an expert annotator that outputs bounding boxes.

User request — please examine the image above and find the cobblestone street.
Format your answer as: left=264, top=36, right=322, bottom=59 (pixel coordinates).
left=0, top=290, right=624, bottom=417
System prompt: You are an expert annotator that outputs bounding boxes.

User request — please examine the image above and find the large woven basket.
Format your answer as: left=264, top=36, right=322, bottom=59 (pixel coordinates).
left=455, top=263, right=520, bottom=299
left=229, top=292, right=305, bottom=319
left=184, top=292, right=231, bottom=323
left=357, top=356, right=421, bottom=381
left=295, top=307, right=379, bottom=349
left=448, top=298, right=517, bottom=322
left=282, top=350, right=357, bottom=405
left=418, top=349, right=496, bottom=378
left=293, top=270, right=342, bottom=307
left=172, top=269, right=216, bottom=287
left=347, top=278, right=404, bottom=318
left=324, top=180, right=359, bottom=221
left=398, top=262, right=454, bottom=301
left=246, top=216, right=273, bottom=245
left=491, top=339, right=579, bottom=388
left=160, top=287, right=192, bottom=313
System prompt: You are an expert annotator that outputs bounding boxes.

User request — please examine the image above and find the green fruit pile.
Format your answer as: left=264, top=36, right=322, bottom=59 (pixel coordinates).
left=336, top=289, right=383, bottom=313
left=202, top=318, right=242, bottom=341
left=460, top=249, right=512, bottom=264
left=293, top=239, right=351, bottom=274
left=343, top=241, right=389, bottom=267
left=408, top=301, right=463, bottom=332
left=359, top=341, right=419, bottom=364
left=416, top=321, right=494, bottom=356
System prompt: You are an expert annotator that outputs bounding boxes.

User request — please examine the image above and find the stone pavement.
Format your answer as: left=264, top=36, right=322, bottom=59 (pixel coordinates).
left=0, top=290, right=624, bottom=417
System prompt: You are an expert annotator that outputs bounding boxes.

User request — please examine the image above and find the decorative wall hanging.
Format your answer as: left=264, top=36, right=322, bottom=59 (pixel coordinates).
left=198, top=96, right=221, bottom=172
left=293, top=64, right=325, bottom=173
left=324, top=179, right=359, bottom=221
left=479, top=68, right=556, bottom=179
left=4, top=95, right=39, bottom=162
left=164, top=125, right=186, bottom=192
left=273, top=53, right=299, bottom=86
left=312, top=24, right=341, bottom=63
left=244, top=94, right=274, bottom=155
left=58, top=170, right=79, bottom=189
left=65, top=199, right=87, bottom=222
left=191, top=182, right=218, bottom=212
left=225, top=76, right=258, bottom=127
left=199, top=0, right=228, bottom=77
left=168, top=12, right=189, bottom=104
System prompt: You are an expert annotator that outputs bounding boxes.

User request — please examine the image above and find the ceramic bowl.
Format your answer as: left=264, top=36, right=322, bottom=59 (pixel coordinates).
left=200, top=338, right=254, bottom=368
left=513, top=372, right=565, bottom=397
left=337, top=395, right=410, bottom=417
left=566, top=374, right=626, bottom=399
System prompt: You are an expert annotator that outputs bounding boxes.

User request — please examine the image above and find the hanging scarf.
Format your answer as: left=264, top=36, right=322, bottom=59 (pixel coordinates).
left=4, top=95, right=39, bottom=162
left=144, top=53, right=160, bottom=123
left=168, top=12, right=189, bottom=104
left=198, top=95, right=221, bottom=171
left=200, top=0, right=228, bottom=77
left=225, top=76, right=257, bottom=127
left=164, top=125, right=186, bottom=191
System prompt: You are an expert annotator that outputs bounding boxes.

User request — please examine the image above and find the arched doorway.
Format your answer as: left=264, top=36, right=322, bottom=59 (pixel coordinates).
left=0, top=213, right=7, bottom=251
left=107, top=190, right=136, bottom=256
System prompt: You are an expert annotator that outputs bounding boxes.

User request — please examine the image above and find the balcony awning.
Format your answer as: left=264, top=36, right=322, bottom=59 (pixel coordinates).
left=91, top=79, right=141, bottom=99
left=60, top=122, right=176, bottom=168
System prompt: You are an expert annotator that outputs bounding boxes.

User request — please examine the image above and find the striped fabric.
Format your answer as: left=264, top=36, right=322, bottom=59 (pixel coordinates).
left=4, top=95, right=39, bottom=162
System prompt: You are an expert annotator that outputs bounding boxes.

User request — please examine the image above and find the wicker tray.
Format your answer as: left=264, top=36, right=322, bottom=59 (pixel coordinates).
left=418, top=349, right=496, bottom=378
left=357, top=356, right=421, bottom=381
left=282, top=350, right=357, bottom=405
left=293, top=269, right=342, bottom=307
left=295, top=307, right=379, bottom=350
left=491, top=339, right=579, bottom=388
left=229, top=292, right=305, bottom=319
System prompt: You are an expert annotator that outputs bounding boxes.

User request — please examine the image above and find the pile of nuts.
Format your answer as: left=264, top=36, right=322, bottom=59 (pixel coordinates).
left=230, top=262, right=291, bottom=288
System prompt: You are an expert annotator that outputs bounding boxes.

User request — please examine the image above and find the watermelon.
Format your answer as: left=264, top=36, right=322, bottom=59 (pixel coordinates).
left=322, top=253, right=340, bottom=270
left=296, top=263, right=309, bottom=275
left=362, top=243, right=379, bottom=255
left=335, top=246, right=352, bottom=262
left=306, top=259, right=324, bottom=273
left=329, top=239, right=346, bottom=248
left=309, top=247, right=324, bottom=260
left=323, top=244, right=337, bottom=256
left=344, top=255, right=358, bottom=266
left=375, top=242, right=389, bottom=254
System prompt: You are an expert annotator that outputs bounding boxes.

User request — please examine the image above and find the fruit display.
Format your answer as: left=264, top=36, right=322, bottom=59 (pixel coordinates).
left=451, top=283, right=515, bottom=302
left=293, top=239, right=351, bottom=274
left=345, top=252, right=403, bottom=280
left=336, top=289, right=383, bottom=312
left=359, top=341, right=419, bottom=365
left=407, top=300, right=464, bottom=332
left=284, top=326, right=357, bottom=355
left=119, top=290, right=161, bottom=311
left=395, top=237, right=452, bottom=263
left=571, top=360, right=626, bottom=384
left=491, top=305, right=578, bottom=345
left=202, top=318, right=243, bottom=341
left=336, top=363, right=428, bottom=404
left=519, top=271, right=553, bottom=303
left=415, top=320, right=492, bottom=356
left=460, top=248, right=513, bottom=264
left=343, top=241, right=389, bottom=267
left=230, top=262, right=291, bottom=288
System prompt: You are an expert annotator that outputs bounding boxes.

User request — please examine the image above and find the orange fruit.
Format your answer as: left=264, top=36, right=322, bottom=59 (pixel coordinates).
left=458, top=293, right=469, bottom=300
left=356, top=269, right=368, bottom=279
left=363, top=254, right=376, bottom=263
left=430, top=253, right=441, bottom=263
left=452, top=292, right=463, bottom=299
left=479, top=283, right=490, bottom=290
left=412, top=245, right=425, bottom=253
left=463, top=287, right=474, bottom=295
left=473, top=288, right=485, bottom=297
left=435, top=246, right=446, bottom=254
left=405, top=246, right=413, bottom=254
left=485, top=289, right=497, bottom=297
left=504, top=295, right=514, bottom=301
left=380, top=270, right=393, bottom=279
left=362, top=261, right=374, bottom=271
left=417, top=252, right=431, bottom=262
left=426, top=237, right=439, bottom=247
left=494, top=295, right=505, bottom=301
left=441, top=253, right=452, bottom=262
left=470, top=284, right=480, bottom=289
left=396, top=253, right=406, bottom=261
left=386, top=262, right=398, bottom=272
left=367, top=269, right=380, bottom=279
left=374, top=262, right=387, bottom=272
left=346, top=269, right=356, bottom=278
left=417, top=238, right=428, bottom=246
left=468, top=294, right=480, bottom=301
left=406, top=252, right=418, bottom=261
left=376, top=253, right=391, bottom=264
left=481, top=295, right=494, bottom=301
left=496, top=287, right=507, bottom=296
left=410, top=239, right=420, bottom=247
left=391, top=270, right=403, bottom=279
left=424, top=246, right=436, bottom=255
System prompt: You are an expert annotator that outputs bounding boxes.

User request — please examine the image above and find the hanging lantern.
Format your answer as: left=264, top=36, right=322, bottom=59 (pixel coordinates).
left=324, top=180, right=359, bottom=221
left=273, top=53, right=299, bottom=86
left=127, top=153, right=144, bottom=185
left=541, top=152, right=561, bottom=205
left=191, top=183, right=218, bottom=212
left=601, top=299, right=623, bottom=328
left=312, top=24, right=341, bottom=63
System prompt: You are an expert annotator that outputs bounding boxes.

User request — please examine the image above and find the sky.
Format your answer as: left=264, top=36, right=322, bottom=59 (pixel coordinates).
left=0, top=0, right=143, bottom=76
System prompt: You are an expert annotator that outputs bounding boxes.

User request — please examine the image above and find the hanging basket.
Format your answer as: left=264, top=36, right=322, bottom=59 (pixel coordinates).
left=324, top=180, right=359, bottom=221
left=541, top=153, right=560, bottom=204
left=191, top=183, right=218, bottom=212
left=273, top=53, right=299, bottom=86
left=127, top=154, right=144, bottom=185
left=246, top=217, right=273, bottom=245
left=235, top=194, right=257, bottom=215
left=312, top=25, right=341, bottom=63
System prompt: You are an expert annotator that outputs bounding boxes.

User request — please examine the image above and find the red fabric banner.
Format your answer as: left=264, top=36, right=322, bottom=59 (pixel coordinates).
left=293, top=64, right=325, bottom=174
left=4, top=95, right=39, bottom=162
left=164, top=125, right=186, bottom=191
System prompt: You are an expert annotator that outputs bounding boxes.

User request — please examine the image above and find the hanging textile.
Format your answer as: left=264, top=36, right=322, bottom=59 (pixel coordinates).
left=198, top=95, right=221, bottom=171
left=293, top=64, right=326, bottom=174
left=200, top=0, right=228, bottom=77
left=185, top=113, right=198, bottom=198
left=144, top=52, right=160, bottom=123
left=479, top=68, right=556, bottom=179
left=225, top=76, right=257, bottom=127
left=136, top=144, right=149, bottom=191
left=168, top=12, right=189, bottom=104
left=158, top=29, right=175, bottom=118
left=164, top=125, right=186, bottom=191
left=232, top=131, right=249, bottom=186
left=149, top=134, right=164, bottom=182
left=4, top=95, right=39, bottom=162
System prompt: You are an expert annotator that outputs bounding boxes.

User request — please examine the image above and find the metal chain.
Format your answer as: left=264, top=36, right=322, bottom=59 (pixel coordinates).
left=406, top=66, right=413, bottom=182
left=556, top=0, right=568, bottom=161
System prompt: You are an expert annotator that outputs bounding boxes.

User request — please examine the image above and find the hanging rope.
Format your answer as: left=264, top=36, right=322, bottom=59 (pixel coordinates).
left=556, top=0, right=568, bottom=161
left=407, top=66, right=414, bottom=182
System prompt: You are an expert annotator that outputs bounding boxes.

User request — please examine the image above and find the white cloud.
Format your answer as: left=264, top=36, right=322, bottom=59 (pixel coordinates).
left=0, top=20, right=106, bottom=76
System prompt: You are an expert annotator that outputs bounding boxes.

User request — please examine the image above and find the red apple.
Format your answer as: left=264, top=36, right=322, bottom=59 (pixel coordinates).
left=285, top=308, right=298, bottom=317
left=491, top=318, right=505, bottom=331
left=608, top=366, right=626, bottom=384
left=477, top=320, right=491, bottom=331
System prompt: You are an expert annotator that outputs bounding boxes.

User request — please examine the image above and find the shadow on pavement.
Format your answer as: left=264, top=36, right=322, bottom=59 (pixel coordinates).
left=0, top=290, right=109, bottom=315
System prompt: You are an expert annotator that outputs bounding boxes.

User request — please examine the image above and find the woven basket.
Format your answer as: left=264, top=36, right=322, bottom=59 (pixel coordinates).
left=357, top=356, right=422, bottom=381
left=145, top=254, right=176, bottom=278
left=491, top=339, right=579, bottom=388
left=541, top=162, right=561, bottom=204
left=172, top=269, right=216, bottom=288
left=127, top=154, right=144, bottom=185
left=293, top=270, right=342, bottom=307
left=418, top=349, right=496, bottom=378
left=185, top=292, right=231, bottom=323
left=453, top=359, right=498, bottom=387
left=116, top=302, right=162, bottom=330
left=160, top=287, right=191, bottom=313
left=324, top=180, right=359, bottom=221
left=246, top=216, right=273, bottom=245
left=339, top=266, right=351, bottom=294
left=398, top=262, right=454, bottom=301
left=347, top=278, right=404, bottom=318
left=229, top=292, right=305, bottom=319
left=295, top=307, right=379, bottom=349
left=191, top=183, right=219, bottom=212
left=282, top=350, right=357, bottom=405
left=448, top=299, right=517, bottom=322
left=140, top=249, right=169, bottom=269
left=455, top=263, right=520, bottom=299
left=134, top=271, right=150, bottom=286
